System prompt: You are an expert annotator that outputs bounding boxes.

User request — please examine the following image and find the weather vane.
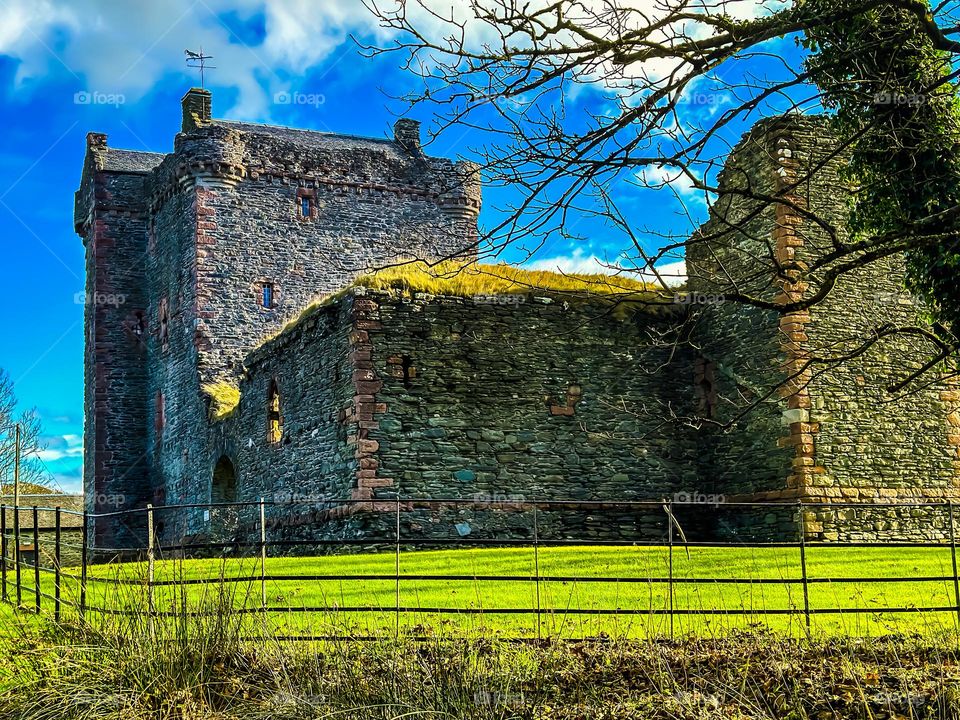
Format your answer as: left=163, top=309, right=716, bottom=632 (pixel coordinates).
left=184, top=47, right=216, bottom=88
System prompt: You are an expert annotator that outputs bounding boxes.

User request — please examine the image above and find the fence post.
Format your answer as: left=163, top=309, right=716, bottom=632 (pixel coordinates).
left=667, top=501, right=674, bottom=640
left=395, top=498, right=401, bottom=639
left=1, top=504, right=7, bottom=603
left=14, top=504, right=21, bottom=608
left=259, top=498, right=267, bottom=617
left=950, top=502, right=960, bottom=628
left=798, top=501, right=811, bottom=633
left=54, top=507, right=61, bottom=622
left=80, top=510, right=88, bottom=622
left=147, top=504, right=155, bottom=640
left=32, top=506, right=40, bottom=613
left=533, top=500, right=541, bottom=641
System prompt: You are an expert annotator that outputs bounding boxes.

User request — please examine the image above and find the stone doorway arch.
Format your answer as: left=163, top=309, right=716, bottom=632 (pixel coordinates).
left=212, top=455, right=237, bottom=504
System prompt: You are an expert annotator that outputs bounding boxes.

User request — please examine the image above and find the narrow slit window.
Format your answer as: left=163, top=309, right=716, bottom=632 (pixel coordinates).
left=261, top=282, right=275, bottom=309
left=300, top=196, right=312, bottom=217
left=159, top=297, right=169, bottom=349
left=267, top=379, right=283, bottom=444
left=400, top=355, right=415, bottom=388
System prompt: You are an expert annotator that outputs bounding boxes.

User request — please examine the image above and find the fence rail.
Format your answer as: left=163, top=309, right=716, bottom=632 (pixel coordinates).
left=3, top=498, right=960, bottom=639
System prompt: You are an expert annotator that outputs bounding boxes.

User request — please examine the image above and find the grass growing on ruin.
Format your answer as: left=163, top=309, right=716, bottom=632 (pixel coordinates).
left=260, top=260, right=677, bottom=346
left=11, top=544, right=960, bottom=641
left=352, top=259, right=663, bottom=300
left=201, top=381, right=241, bottom=420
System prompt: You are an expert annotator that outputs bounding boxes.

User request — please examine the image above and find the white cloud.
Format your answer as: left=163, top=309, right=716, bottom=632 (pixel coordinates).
left=0, top=1, right=383, bottom=116
left=527, top=250, right=686, bottom=286
left=36, top=432, right=83, bottom=462
left=0, top=0, right=789, bottom=120
left=640, top=164, right=699, bottom=196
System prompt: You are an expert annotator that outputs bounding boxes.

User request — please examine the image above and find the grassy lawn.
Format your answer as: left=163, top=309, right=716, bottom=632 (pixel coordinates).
left=3, top=544, right=959, bottom=639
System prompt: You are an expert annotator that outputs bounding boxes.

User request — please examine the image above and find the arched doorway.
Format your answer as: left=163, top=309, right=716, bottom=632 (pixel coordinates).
left=212, top=455, right=237, bottom=503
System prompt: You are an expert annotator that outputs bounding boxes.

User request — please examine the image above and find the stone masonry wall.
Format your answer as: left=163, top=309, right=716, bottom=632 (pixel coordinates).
left=688, top=114, right=960, bottom=540
left=78, top=94, right=483, bottom=540
left=189, top=289, right=699, bottom=543
left=686, top=119, right=796, bottom=498
left=363, top=291, right=698, bottom=504
left=78, top=101, right=960, bottom=548
left=75, top=135, right=152, bottom=548
left=148, top=117, right=481, bottom=517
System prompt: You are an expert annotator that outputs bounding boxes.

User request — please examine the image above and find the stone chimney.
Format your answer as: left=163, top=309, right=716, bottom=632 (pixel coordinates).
left=86, top=132, right=108, bottom=150
left=393, top=118, right=422, bottom=153
left=181, top=88, right=212, bottom=132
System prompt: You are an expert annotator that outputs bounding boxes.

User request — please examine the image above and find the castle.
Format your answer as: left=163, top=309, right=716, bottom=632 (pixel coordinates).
left=76, top=89, right=960, bottom=548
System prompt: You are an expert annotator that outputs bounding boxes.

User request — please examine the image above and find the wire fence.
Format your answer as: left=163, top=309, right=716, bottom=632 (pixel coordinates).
left=3, top=498, right=960, bottom=640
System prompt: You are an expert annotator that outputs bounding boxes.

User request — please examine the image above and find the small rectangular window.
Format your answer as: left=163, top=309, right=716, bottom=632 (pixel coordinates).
left=262, top=283, right=274, bottom=309
left=300, top=196, right=311, bottom=217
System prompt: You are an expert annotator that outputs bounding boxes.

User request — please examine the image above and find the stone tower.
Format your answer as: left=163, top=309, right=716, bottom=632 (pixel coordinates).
left=75, top=89, right=481, bottom=546
left=687, top=114, right=960, bottom=539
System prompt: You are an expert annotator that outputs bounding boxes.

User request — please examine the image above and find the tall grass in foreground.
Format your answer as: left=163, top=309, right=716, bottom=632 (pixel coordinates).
left=4, top=559, right=960, bottom=719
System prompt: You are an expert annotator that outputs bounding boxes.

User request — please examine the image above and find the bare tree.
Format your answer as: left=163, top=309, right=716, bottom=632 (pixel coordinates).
left=360, top=0, right=960, bottom=418
left=0, top=369, right=53, bottom=492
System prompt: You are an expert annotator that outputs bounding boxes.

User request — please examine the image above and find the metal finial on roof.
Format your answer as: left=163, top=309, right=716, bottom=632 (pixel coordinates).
left=184, top=47, right=216, bottom=89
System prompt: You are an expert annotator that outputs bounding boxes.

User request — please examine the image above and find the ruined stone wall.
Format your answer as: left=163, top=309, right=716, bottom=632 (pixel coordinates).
left=218, top=299, right=357, bottom=505
left=362, top=292, right=698, bottom=504
left=187, top=289, right=699, bottom=542
left=688, top=114, right=960, bottom=540
left=790, top=136, right=960, bottom=508
left=686, top=119, right=796, bottom=497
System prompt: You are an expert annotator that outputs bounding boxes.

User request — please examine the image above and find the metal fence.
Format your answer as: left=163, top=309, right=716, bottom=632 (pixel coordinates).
left=3, top=498, right=960, bottom=639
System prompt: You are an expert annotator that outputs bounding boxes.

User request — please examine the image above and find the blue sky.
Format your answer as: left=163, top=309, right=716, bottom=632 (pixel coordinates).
left=0, top=1, right=807, bottom=492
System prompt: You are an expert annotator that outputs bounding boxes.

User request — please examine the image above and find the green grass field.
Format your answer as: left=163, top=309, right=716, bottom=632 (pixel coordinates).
left=3, top=544, right=959, bottom=639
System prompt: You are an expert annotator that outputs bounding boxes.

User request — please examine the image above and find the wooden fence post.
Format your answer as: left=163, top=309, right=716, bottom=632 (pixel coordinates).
left=667, top=501, right=675, bottom=640
left=798, top=501, right=811, bottom=633
left=54, top=506, right=61, bottom=622
left=147, top=504, right=155, bottom=640
left=395, top=498, right=401, bottom=639
left=14, top=504, right=21, bottom=607
left=32, top=506, right=40, bottom=613
left=949, top=502, right=960, bottom=628
left=80, top=510, right=88, bottom=622
left=259, top=498, right=267, bottom=614
left=533, top=500, right=541, bottom=641
left=1, top=504, right=7, bottom=603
